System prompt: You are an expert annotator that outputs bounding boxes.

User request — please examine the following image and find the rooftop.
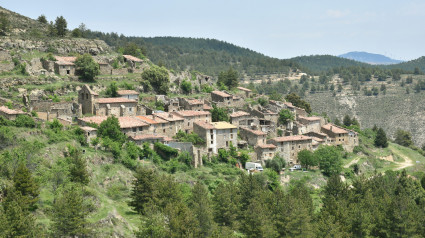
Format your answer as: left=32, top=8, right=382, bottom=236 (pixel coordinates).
left=203, top=104, right=212, bottom=110
left=118, top=117, right=148, bottom=128
left=237, top=86, right=252, bottom=92
left=230, top=111, right=250, bottom=118
left=117, top=90, right=139, bottom=95
left=136, top=115, right=158, bottom=124
left=0, top=106, right=26, bottom=115
left=194, top=121, right=236, bottom=130
left=172, top=110, right=210, bottom=117
left=240, top=127, right=266, bottom=136
left=123, top=55, right=143, bottom=62
left=271, top=135, right=312, bottom=142
left=322, top=123, right=348, bottom=134
left=80, top=126, right=97, bottom=132
left=96, top=97, right=137, bottom=104
left=186, top=99, right=203, bottom=105
left=145, top=115, right=168, bottom=124
left=130, top=134, right=169, bottom=141
left=55, top=56, right=77, bottom=62
left=211, top=90, right=232, bottom=98
left=257, top=144, right=277, bottom=149
left=79, top=116, right=108, bottom=125
left=154, top=112, right=184, bottom=122
left=299, top=116, right=321, bottom=121
left=82, top=84, right=99, bottom=96
left=55, top=61, right=74, bottom=66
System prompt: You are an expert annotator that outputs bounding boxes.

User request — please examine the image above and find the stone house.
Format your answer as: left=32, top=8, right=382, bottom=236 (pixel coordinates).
left=78, top=116, right=149, bottom=137
left=179, top=98, right=204, bottom=111
left=321, top=123, right=348, bottom=146
left=80, top=126, right=97, bottom=145
left=250, top=107, right=279, bottom=125
left=194, top=121, right=237, bottom=154
left=54, top=56, right=76, bottom=76
left=297, top=116, right=323, bottom=133
left=165, top=98, right=180, bottom=112
left=255, top=144, right=277, bottom=163
left=230, top=111, right=251, bottom=127
left=239, top=127, right=267, bottom=146
left=269, top=135, right=313, bottom=165
left=98, top=62, right=111, bottom=75
left=95, top=98, right=137, bottom=117
left=117, top=90, right=139, bottom=100
left=136, top=115, right=173, bottom=137
left=78, top=85, right=99, bottom=115
left=129, top=134, right=173, bottom=146
left=153, top=112, right=185, bottom=137
left=211, top=91, right=233, bottom=106
left=237, top=86, right=252, bottom=98
left=123, top=55, right=143, bottom=67
left=171, top=110, right=211, bottom=133
left=0, top=106, right=26, bottom=120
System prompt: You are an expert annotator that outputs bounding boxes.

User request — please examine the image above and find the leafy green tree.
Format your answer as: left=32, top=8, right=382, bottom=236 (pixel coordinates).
left=13, top=163, right=39, bottom=211
left=211, top=105, right=229, bottom=122
left=122, top=42, right=146, bottom=58
left=265, top=154, right=286, bottom=173
left=374, top=127, right=388, bottom=148
left=314, top=145, right=343, bottom=176
left=257, top=97, right=269, bottom=106
left=180, top=79, right=192, bottom=94
left=141, top=65, right=170, bottom=94
left=278, top=109, right=294, bottom=125
left=173, top=130, right=205, bottom=146
left=71, top=28, right=83, bottom=38
left=190, top=183, right=214, bottom=237
left=51, top=185, right=90, bottom=237
left=285, top=93, right=312, bottom=114
left=0, top=12, right=10, bottom=36
left=298, top=149, right=317, bottom=170
left=15, top=115, right=36, bottom=128
left=67, top=145, right=89, bottom=185
left=97, top=116, right=126, bottom=145
left=105, top=81, right=118, bottom=97
left=129, top=167, right=157, bottom=214
left=37, top=14, right=48, bottom=24
left=218, top=67, right=239, bottom=89
left=394, top=129, right=413, bottom=147
left=75, top=54, right=100, bottom=81
left=54, top=16, right=68, bottom=37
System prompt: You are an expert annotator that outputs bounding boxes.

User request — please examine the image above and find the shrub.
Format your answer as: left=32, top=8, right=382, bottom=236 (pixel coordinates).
left=15, top=115, right=36, bottom=128
left=154, top=143, right=178, bottom=160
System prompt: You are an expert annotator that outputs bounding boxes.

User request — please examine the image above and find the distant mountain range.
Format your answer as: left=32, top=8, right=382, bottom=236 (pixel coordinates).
left=338, top=51, right=403, bottom=65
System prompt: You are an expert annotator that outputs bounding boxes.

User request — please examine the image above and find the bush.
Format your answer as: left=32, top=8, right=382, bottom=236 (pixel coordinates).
left=154, top=143, right=178, bottom=160
left=74, top=54, right=100, bottom=81
left=265, top=154, right=286, bottom=173
left=15, top=115, right=35, bottom=128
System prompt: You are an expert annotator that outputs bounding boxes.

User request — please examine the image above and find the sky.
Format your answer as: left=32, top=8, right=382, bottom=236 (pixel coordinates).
left=2, top=0, right=425, bottom=61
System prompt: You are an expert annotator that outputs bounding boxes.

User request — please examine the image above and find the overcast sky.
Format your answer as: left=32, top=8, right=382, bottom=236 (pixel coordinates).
left=2, top=0, right=425, bottom=61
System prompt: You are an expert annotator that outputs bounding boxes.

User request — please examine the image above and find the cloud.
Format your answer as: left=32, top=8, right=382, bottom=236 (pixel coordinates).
left=325, top=9, right=350, bottom=18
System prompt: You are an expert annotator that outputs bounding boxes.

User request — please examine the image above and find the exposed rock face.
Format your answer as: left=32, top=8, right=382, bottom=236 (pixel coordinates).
left=0, top=37, right=111, bottom=55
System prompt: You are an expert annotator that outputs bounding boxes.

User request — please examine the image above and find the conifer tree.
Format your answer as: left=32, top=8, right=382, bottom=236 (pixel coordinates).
left=68, top=145, right=90, bottom=185
left=190, top=183, right=214, bottom=237
left=13, top=162, right=39, bottom=211
left=374, top=128, right=388, bottom=148
left=129, top=167, right=157, bottom=214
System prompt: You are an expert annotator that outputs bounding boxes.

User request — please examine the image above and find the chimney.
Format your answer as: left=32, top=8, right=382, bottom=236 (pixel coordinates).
left=330, top=126, right=333, bottom=131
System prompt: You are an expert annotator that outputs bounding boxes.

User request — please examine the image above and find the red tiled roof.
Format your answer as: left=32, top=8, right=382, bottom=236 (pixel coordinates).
left=299, top=116, right=321, bottom=121
left=211, top=90, right=232, bottom=98
left=237, top=86, right=252, bottom=92
left=194, top=121, right=215, bottom=130
left=79, top=116, right=108, bottom=125
left=55, top=56, right=77, bottom=62
left=117, top=90, right=139, bottom=95
left=322, top=123, right=348, bottom=134
left=96, top=98, right=137, bottom=104
left=186, top=99, right=203, bottom=105
left=118, top=117, right=148, bottom=128
left=172, top=110, right=210, bottom=117
left=271, top=135, right=312, bottom=142
left=154, top=112, right=184, bottom=122
left=0, top=106, right=26, bottom=115
left=80, top=126, right=97, bottom=132
left=146, top=115, right=168, bottom=124
left=257, top=144, right=276, bottom=149
left=203, top=104, right=212, bottom=110
left=130, top=134, right=167, bottom=140
left=230, top=111, right=250, bottom=118
left=240, top=127, right=266, bottom=136
left=311, top=136, right=324, bottom=142
left=55, top=61, right=74, bottom=66
left=194, top=121, right=237, bottom=130
left=123, top=55, right=143, bottom=62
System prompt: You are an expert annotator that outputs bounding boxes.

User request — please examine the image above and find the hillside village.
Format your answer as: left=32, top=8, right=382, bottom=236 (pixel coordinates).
left=0, top=46, right=359, bottom=169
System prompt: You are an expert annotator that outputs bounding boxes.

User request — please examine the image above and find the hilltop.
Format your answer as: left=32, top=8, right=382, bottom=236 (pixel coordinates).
left=339, top=51, right=403, bottom=65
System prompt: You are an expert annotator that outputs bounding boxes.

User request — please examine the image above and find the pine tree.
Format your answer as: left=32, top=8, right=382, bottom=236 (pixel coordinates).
left=54, top=16, right=67, bottom=37
left=129, top=167, right=157, bottom=214
left=51, top=185, right=90, bottom=237
left=190, top=183, right=214, bottom=237
left=68, top=145, right=90, bottom=185
left=374, top=128, right=388, bottom=148
left=13, top=163, right=39, bottom=211
left=212, top=182, right=240, bottom=229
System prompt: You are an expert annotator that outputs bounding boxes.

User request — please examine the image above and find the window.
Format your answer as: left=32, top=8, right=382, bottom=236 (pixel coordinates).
left=226, top=141, right=229, bottom=146
left=210, top=129, right=213, bottom=133
left=231, top=134, right=233, bottom=139
left=298, top=145, right=301, bottom=149
left=211, top=135, right=214, bottom=139
left=86, top=94, right=88, bottom=99
left=139, top=127, right=143, bottom=131
left=132, top=128, right=137, bottom=132
left=163, top=129, right=166, bottom=133
left=210, top=140, right=213, bottom=144
left=129, top=107, right=132, bottom=112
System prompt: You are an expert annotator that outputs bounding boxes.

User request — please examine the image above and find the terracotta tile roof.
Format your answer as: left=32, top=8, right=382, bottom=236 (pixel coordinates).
left=154, top=112, right=184, bottom=122
left=80, top=126, right=97, bottom=132
left=0, top=106, right=26, bottom=115
left=194, top=121, right=215, bottom=129
left=271, top=135, right=312, bottom=142
left=55, top=61, right=74, bottom=66
left=172, top=110, right=210, bottom=117
left=237, top=86, right=252, bottom=92
left=130, top=134, right=167, bottom=141
left=55, top=56, right=77, bottom=62
left=203, top=104, right=212, bottom=110
left=136, top=115, right=157, bottom=124
left=96, top=98, right=137, bottom=104
left=311, top=136, right=324, bottom=142
left=298, top=116, right=321, bottom=121
left=240, top=127, right=266, bottom=136
left=117, top=90, right=139, bottom=95
left=146, top=115, right=168, bottom=124
left=211, top=90, right=232, bottom=98
left=118, top=117, right=148, bottom=128
left=123, top=55, right=143, bottom=62
left=322, top=123, right=348, bottom=134
left=230, top=111, right=250, bottom=118
left=186, top=99, right=203, bottom=105
left=257, top=144, right=277, bottom=149
left=79, top=116, right=108, bottom=125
